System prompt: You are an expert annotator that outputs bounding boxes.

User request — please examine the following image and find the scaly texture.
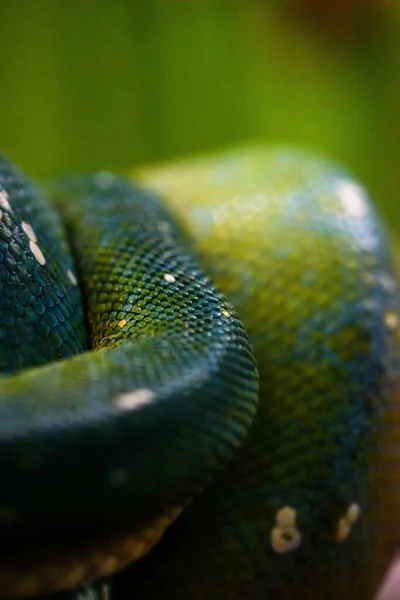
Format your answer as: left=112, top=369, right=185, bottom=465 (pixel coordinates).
left=1, top=146, right=399, bottom=600
left=114, top=146, right=400, bottom=599
left=0, top=156, right=86, bottom=372
left=0, top=160, right=258, bottom=598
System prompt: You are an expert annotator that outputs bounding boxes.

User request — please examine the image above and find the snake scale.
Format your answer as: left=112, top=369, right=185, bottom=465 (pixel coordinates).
left=0, top=146, right=399, bottom=600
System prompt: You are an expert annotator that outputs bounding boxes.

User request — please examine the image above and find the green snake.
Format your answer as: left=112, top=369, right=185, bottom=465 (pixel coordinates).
left=0, top=146, right=399, bottom=600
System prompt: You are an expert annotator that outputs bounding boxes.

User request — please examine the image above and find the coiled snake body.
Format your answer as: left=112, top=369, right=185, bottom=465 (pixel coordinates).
left=0, top=147, right=399, bottom=599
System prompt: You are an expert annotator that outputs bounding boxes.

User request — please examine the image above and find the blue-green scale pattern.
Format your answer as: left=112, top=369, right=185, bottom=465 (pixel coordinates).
left=0, top=156, right=85, bottom=372
left=1, top=147, right=400, bottom=600
left=0, top=168, right=258, bottom=598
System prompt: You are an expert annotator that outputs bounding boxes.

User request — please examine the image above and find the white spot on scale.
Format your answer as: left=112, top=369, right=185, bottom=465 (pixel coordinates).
left=94, top=171, right=115, bottom=190
left=385, top=312, right=399, bottom=330
left=336, top=502, right=361, bottom=542
left=21, top=221, right=37, bottom=243
left=115, top=388, right=155, bottom=411
left=0, top=209, right=3, bottom=222
left=67, top=269, right=78, bottom=286
left=337, top=518, right=351, bottom=543
left=346, top=502, right=361, bottom=524
left=164, top=273, right=176, bottom=283
left=271, top=526, right=301, bottom=554
left=338, top=181, right=367, bottom=218
left=275, top=506, right=297, bottom=529
left=0, top=190, right=12, bottom=213
left=270, top=505, right=302, bottom=554
left=29, top=240, right=46, bottom=265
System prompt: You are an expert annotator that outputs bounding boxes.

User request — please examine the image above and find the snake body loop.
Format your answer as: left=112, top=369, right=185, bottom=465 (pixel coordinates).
left=0, top=156, right=258, bottom=598
left=0, top=147, right=399, bottom=599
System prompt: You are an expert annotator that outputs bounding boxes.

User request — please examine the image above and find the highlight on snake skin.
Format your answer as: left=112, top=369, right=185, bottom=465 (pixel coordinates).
left=0, top=146, right=399, bottom=600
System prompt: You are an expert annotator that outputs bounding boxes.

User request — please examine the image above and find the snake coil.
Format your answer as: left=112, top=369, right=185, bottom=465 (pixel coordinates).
left=0, top=147, right=399, bottom=600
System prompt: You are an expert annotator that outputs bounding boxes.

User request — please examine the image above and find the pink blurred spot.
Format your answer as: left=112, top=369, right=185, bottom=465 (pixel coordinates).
left=377, top=556, right=400, bottom=600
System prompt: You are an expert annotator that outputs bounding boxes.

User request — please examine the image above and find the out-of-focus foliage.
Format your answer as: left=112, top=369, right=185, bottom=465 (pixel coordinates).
left=0, top=0, right=398, bottom=230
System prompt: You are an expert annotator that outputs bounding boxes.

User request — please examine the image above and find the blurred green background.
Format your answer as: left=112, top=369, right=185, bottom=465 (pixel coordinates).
left=0, top=0, right=399, bottom=231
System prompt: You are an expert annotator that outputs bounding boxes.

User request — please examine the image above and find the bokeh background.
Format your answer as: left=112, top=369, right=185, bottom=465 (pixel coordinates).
left=0, top=0, right=399, bottom=231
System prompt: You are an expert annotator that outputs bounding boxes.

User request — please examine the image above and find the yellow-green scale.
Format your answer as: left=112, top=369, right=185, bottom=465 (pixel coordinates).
left=112, top=146, right=400, bottom=599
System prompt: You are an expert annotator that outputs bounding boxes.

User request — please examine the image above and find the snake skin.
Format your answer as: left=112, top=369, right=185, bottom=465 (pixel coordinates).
left=0, top=157, right=257, bottom=598
left=1, top=147, right=400, bottom=599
